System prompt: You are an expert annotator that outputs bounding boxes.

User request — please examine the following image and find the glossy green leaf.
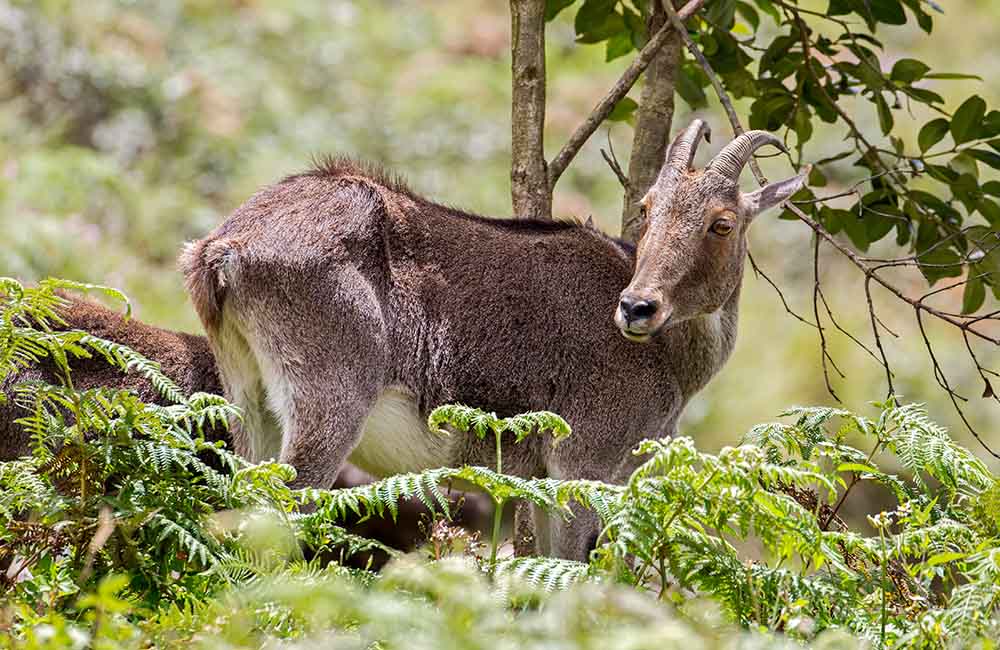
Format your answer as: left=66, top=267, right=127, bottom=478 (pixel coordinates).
left=675, top=65, right=708, bottom=109
left=865, top=212, right=896, bottom=244
left=606, top=96, right=638, bottom=122
left=918, top=118, right=949, bottom=153
left=949, top=153, right=979, bottom=180
left=808, top=165, right=828, bottom=188
left=870, top=0, right=906, bottom=25
left=970, top=225, right=1000, bottom=299
left=951, top=95, right=987, bottom=144
left=977, top=199, right=1000, bottom=228
left=925, top=72, right=983, bottom=81
left=706, top=0, right=738, bottom=28
left=918, top=246, right=964, bottom=285
left=605, top=30, right=633, bottom=61
left=574, top=0, right=622, bottom=43
left=751, top=0, right=781, bottom=22
left=736, top=1, right=760, bottom=31
left=968, top=149, right=1000, bottom=170
left=906, top=86, right=945, bottom=105
left=546, top=0, right=577, bottom=21
left=981, top=111, right=1000, bottom=139
left=623, top=5, right=647, bottom=48
left=961, top=276, right=986, bottom=315
left=890, top=58, right=929, bottom=84
left=842, top=210, right=871, bottom=251
left=875, top=92, right=893, bottom=135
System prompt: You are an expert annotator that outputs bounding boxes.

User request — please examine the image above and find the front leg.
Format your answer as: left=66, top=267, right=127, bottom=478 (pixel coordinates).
left=544, top=413, right=676, bottom=561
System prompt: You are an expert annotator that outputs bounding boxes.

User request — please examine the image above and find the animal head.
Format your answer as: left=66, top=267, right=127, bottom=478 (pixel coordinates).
left=615, top=120, right=808, bottom=342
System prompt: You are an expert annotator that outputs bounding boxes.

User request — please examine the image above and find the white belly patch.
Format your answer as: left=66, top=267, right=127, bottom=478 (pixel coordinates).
left=349, top=387, right=458, bottom=478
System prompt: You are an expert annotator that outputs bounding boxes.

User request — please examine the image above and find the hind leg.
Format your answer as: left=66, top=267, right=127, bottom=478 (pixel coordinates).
left=549, top=504, right=602, bottom=561
left=210, top=311, right=283, bottom=462
left=278, top=370, right=380, bottom=488
left=248, top=329, right=382, bottom=489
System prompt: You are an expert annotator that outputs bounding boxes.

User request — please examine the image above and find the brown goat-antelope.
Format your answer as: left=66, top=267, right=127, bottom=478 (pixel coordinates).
left=180, top=120, right=806, bottom=560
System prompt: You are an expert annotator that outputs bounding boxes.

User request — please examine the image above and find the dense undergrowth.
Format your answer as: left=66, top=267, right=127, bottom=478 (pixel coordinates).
left=1, top=279, right=998, bottom=648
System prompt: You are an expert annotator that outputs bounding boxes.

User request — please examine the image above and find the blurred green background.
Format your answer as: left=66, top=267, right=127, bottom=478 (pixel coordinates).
left=1, top=0, right=997, bottom=464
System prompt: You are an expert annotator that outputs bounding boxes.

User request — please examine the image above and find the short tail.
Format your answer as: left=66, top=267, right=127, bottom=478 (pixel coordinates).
left=179, top=237, right=236, bottom=333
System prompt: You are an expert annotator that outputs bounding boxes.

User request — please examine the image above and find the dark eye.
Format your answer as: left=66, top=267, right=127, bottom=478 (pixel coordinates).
left=639, top=203, right=648, bottom=219
left=709, top=219, right=734, bottom=236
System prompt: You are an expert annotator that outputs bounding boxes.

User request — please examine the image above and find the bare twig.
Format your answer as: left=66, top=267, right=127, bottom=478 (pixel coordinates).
left=747, top=251, right=817, bottom=328
left=817, top=280, right=883, bottom=366
left=963, top=330, right=999, bottom=403
left=915, top=308, right=1000, bottom=460
left=865, top=276, right=896, bottom=396
left=601, top=130, right=629, bottom=190
left=661, top=0, right=771, bottom=184
left=813, top=236, right=844, bottom=401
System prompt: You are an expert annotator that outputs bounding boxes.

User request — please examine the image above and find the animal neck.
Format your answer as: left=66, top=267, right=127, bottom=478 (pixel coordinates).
left=663, top=277, right=742, bottom=401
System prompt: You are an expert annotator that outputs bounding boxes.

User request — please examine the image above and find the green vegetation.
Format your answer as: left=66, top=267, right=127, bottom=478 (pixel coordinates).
left=2, top=0, right=999, bottom=647
left=2, top=280, right=998, bottom=647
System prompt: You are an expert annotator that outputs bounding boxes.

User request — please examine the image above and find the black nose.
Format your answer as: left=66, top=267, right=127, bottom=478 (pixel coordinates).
left=619, top=296, right=659, bottom=323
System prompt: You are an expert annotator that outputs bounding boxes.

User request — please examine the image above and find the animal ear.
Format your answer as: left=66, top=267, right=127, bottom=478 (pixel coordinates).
left=742, top=166, right=809, bottom=219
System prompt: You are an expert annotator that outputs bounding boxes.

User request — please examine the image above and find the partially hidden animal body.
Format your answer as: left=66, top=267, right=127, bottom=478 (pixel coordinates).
left=0, top=295, right=226, bottom=460
left=180, top=120, right=807, bottom=560
left=0, top=296, right=484, bottom=567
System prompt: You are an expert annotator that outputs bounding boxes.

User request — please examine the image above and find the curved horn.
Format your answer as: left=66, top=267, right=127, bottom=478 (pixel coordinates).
left=707, top=131, right=788, bottom=180
left=665, top=119, right=712, bottom=171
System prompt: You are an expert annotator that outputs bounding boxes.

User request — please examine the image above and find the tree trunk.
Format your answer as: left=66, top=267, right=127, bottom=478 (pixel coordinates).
left=510, top=0, right=551, bottom=219
left=620, top=1, right=683, bottom=243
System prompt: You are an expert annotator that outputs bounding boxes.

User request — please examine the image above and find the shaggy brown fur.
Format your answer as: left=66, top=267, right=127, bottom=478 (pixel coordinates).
left=180, top=121, right=806, bottom=560
left=0, top=296, right=224, bottom=460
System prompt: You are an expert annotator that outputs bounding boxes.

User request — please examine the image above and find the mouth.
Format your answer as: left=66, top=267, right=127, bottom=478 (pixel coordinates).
left=620, top=328, right=653, bottom=343
left=613, top=303, right=673, bottom=343
left=616, top=312, right=674, bottom=343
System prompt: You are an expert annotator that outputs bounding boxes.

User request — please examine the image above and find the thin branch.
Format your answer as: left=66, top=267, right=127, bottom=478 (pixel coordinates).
left=865, top=276, right=895, bottom=396
left=963, top=330, right=1000, bottom=404
left=791, top=208, right=1000, bottom=346
left=747, top=251, right=817, bottom=328
left=601, top=130, right=629, bottom=190
left=662, top=0, right=770, bottom=186
left=816, top=280, right=883, bottom=366
left=813, top=236, right=844, bottom=401
left=547, top=0, right=707, bottom=189
left=915, top=307, right=1000, bottom=460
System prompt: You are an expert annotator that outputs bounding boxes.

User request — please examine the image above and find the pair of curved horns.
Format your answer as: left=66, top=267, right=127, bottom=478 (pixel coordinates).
left=664, top=118, right=788, bottom=180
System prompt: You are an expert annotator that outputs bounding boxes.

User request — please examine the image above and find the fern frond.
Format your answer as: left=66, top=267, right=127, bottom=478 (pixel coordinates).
left=494, top=556, right=591, bottom=592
